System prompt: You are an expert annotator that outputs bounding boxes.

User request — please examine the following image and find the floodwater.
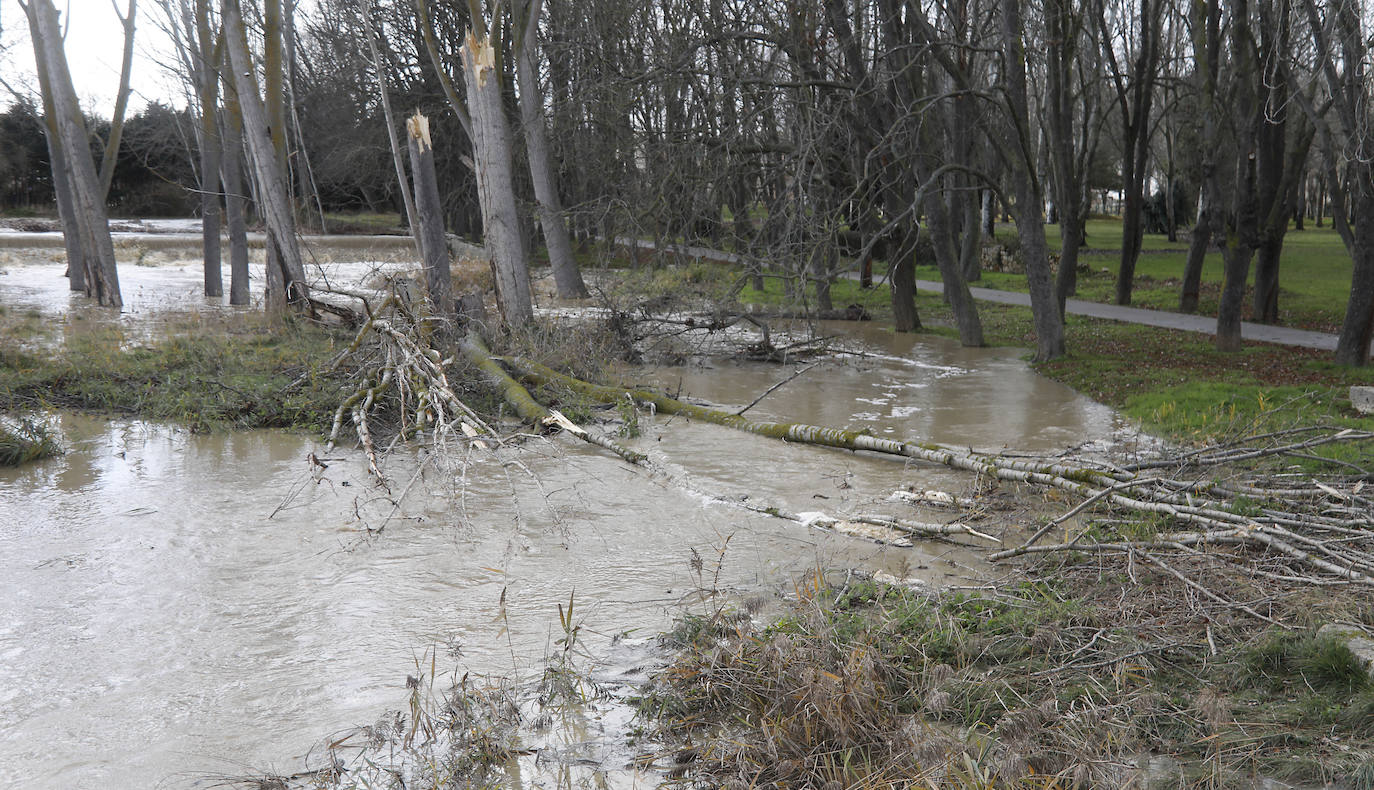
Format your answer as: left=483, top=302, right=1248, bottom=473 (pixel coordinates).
left=0, top=238, right=1128, bottom=788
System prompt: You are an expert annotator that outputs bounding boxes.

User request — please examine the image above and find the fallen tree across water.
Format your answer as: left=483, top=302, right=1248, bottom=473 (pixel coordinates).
left=324, top=290, right=1374, bottom=601
left=495, top=358, right=1374, bottom=595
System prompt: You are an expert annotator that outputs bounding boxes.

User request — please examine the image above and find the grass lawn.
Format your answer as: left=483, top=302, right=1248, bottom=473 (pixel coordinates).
left=917, top=219, right=1357, bottom=333
left=320, top=210, right=407, bottom=235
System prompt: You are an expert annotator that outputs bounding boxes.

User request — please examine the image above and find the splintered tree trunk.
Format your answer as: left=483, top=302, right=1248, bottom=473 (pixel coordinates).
left=27, top=0, right=122, bottom=308
left=515, top=0, right=587, bottom=299
left=221, top=74, right=251, bottom=306
left=463, top=29, right=534, bottom=327
left=406, top=113, right=452, bottom=318
left=223, top=0, right=308, bottom=308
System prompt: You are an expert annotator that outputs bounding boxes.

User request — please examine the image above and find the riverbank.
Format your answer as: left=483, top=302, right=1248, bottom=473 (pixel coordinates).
left=2, top=239, right=1371, bottom=787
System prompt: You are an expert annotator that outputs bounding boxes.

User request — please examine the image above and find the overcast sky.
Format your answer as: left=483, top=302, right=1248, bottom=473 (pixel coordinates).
left=1, top=0, right=183, bottom=117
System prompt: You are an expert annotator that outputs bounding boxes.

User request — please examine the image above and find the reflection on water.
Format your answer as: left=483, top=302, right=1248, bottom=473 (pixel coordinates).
left=0, top=238, right=416, bottom=350
left=0, top=246, right=1134, bottom=788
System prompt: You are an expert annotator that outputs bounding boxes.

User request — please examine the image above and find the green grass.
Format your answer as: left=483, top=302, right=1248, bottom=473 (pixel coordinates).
left=1029, top=317, right=1374, bottom=466
left=320, top=211, right=406, bottom=235
left=940, top=219, right=1356, bottom=332
left=0, top=416, right=61, bottom=466
left=0, top=317, right=349, bottom=432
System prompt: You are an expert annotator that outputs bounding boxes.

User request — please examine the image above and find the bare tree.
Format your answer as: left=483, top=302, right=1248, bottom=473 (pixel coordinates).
left=223, top=0, right=309, bottom=308
left=999, top=0, right=1066, bottom=360
left=461, top=2, right=533, bottom=326
left=22, top=0, right=123, bottom=308
left=1097, top=0, right=1164, bottom=306
left=1179, top=0, right=1222, bottom=313
left=1299, top=0, right=1374, bottom=364
left=514, top=0, right=587, bottom=298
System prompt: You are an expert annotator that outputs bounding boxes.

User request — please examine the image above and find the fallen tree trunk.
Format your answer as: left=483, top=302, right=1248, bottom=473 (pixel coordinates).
left=503, top=358, right=1374, bottom=585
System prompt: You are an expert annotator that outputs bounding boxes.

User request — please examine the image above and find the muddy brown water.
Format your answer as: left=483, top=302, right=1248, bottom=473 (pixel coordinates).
left=0, top=242, right=1133, bottom=788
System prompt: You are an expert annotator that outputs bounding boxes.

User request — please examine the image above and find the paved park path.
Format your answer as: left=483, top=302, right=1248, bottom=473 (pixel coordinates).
left=915, top=280, right=1353, bottom=353
left=604, top=237, right=1366, bottom=355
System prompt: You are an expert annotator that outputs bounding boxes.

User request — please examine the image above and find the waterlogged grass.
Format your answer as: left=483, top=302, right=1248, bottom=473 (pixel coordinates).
left=643, top=573, right=1374, bottom=786
left=0, top=317, right=349, bottom=432
left=0, top=416, right=60, bottom=466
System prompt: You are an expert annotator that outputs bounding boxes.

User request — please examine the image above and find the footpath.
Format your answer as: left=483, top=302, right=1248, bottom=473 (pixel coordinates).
left=609, top=238, right=1354, bottom=354
left=915, top=280, right=1353, bottom=353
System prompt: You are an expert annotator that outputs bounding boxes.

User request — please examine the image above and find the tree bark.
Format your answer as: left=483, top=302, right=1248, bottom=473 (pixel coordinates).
left=515, top=0, right=587, bottom=299
left=462, top=24, right=534, bottom=327
left=1216, top=0, right=1261, bottom=353
left=223, top=0, right=308, bottom=308
left=25, top=0, right=122, bottom=308
left=221, top=59, right=251, bottom=306
left=36, top=85, right=84, bottom=293
left=1334, top=196, right=1374, bottom=365
left=921, top=162, right=982, bottom=346
left=1001, top=0, right=1064, bottom=360
left=194, top=0, right=222, bottom=298
left=406, top=113, right=452, bottom=319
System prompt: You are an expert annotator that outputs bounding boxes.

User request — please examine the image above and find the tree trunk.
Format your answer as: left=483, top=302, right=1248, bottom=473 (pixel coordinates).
left=221, top=96, right=251, bottom=306
left=1216, top=0, right=1260, bottom=352
left=1216, top=231, right=1254, bottom=352
left=516, top=0, right=587, bottom=299
left=406, top=113, right=453, bottom=319
left=1334, top=191, right=1374, bottom=366
left=223, top=0, right=308, bottom=308
left=360, top=0, right=418, bottom=235
left=462, top=26, right=534, bottom=327
left=26, top=0, right=122, bottom=308
left=1180, top=206, right=1214, bottom=313
left=1252, top=236, right=1283, bottom=323
left=37, top=89, right=84, bottom=293
left=99, top=0, right=137, bottom=203
left=195, top=0, right=222, bottom=298
left=923, top=175, right=982, bottom=346
left=1001, top=0, right=1064, bottom=360
left=1116, top=173, right=1146, bottom=305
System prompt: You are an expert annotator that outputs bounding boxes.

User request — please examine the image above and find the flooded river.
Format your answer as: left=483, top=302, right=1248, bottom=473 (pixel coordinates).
left=0, top=239, right=1126, bottom=788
